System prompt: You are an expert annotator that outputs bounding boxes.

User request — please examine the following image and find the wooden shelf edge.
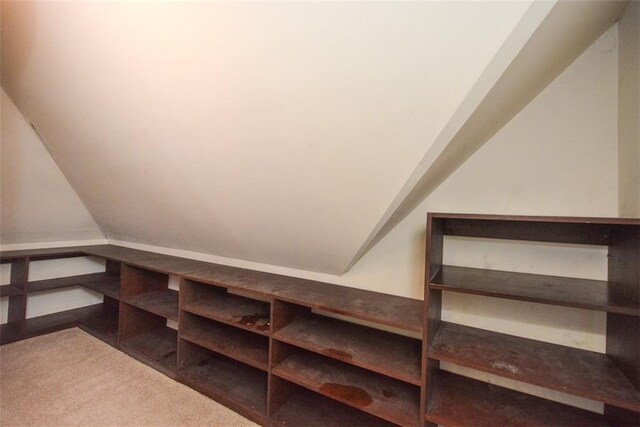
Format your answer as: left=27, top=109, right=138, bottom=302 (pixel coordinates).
left=181, top=303, right=270, bottom=337
left=180, top=331, right=268, bottom=372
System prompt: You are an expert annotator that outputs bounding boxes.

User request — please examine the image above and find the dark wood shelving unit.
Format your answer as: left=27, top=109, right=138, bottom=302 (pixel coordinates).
left=426, top=370, right=610, bottom=427
left=2, top=243, right=425, bottom=426
left=179, top=339, right=268, bottom=425
left=180, top=312, right=269, bottom=371
left=423, top=213, right=640, bottom=426
left=272, top=344, right=420, bottom=427
left=125, top=290, right=178, bottom=321
left=181, top=279, right=270, bottom=336
left=270, top=380, right=397, bottom=427
left=273, top=307, right=421, bottom=385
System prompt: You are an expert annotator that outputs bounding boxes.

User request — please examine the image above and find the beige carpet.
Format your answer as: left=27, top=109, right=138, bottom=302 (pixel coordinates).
left=0, top=328, right=259, bottom=426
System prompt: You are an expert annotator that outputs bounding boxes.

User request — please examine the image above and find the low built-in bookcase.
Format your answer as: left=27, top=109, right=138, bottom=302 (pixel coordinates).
left=0, top=244, right=423, bottom=426
left=1, top=213, right=638, bottom=427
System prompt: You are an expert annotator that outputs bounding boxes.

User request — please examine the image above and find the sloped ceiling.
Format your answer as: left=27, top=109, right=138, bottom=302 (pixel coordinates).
left=1, top=1, right=532, bottom=273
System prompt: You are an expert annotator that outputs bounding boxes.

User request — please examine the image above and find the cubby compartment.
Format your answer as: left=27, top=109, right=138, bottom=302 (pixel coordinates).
left=121, top=264, right=177, bottom=321
left=180, top=311, right=269, bottom=371
left=272, top=300, right=421, bottom=386
left=79, top=296, right=120, bottom=345
left=269, top=377, right=396, bottom=427
left=271, top=341, right=420, bottom=426
left=180, top=279, right=270, bottom=335
left=119, top=303, right=178, bottom=377
left=178, top=339, right=267, bottom=424
left=0, top=257, right=27, bottom=345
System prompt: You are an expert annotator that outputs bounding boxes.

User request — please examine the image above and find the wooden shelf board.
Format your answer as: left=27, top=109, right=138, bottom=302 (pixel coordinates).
left=23, top=304, right=105, bottom=338
left=180, top=315, right=269, bottom=371
left=28, top=272, right=120, bottom=294
left=429, top=322, right=640, bottom=412
left=425, top=370, right=610, bottom=427
left=273, top=281, right=422, bottom=333
left=0, top=322, right=22, bottom=345
left=124, top=290, right=178, bottom=321
left=182, top=293, right=270, bottom=336
left=81, top=280, right=120, bottom=300
left=179, top=352, right=267, bottom=419
left=0, top=284, right=24, bottom=297
left=78, top=304, right=119, bottom=346
left=121, top=327, right=177, bottom=377
left=272, top=349, right=420, bottom=427
left=431, top=265, right=640, bottom=316
left=271, top=385, right=396, bottom=427
left=185, top=266, right=301, bottom=297
left=128, top=256, right=214, bottom=276
left=274, top=313, right=421, bottom=385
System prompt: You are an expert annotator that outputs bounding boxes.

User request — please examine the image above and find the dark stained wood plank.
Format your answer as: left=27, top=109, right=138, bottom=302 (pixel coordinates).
left=272, top=347, right=420, bottom=427
left=273, top=281, right=422, bottom=333
left=431, top=265, right=640, bottom=316
left=426, top=370, right=610, bottom=427
left=185, top=266, right=302, bottom=297
left=125, top=290, right=178, bottom=321
left=28, top=272, right=119, bottom=293
left=0, top=322, right=22, bottom=345
left=179, top=344, right=268, bottom=421
left=1, top=246, right=88, bottom=261
left=81, top=279, right=121, bottom=300
left=182, top=282, right=270, bottom=336
left=271, top=381, right=396, bottom=427
left=0, top=284, right=24, bottom=297
left=128, top=255, right=215, bottom=276
left=429, top=322, right=640, bottom=412
left=180, top=312, right=269, bottom=371
left=274, top=313, right=421, bottom=385
left=121, top=326, right=177, bottom=377
left=430, top=212, right=640, bottom=225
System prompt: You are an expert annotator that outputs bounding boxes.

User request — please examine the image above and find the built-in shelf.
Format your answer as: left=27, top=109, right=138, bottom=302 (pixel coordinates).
left=0, top=284, right=24, bottom=297
left=270, top=382, right=396, bottom=427
left=431, top=265, right=640, bottom=316
left=124, top=290, right=178, bottom=321
left=121, top=327, right=178, bottom=376
left=425, top=370, right=610, bottom=427
left=182, top=281, right=270, bottom=336
left=81, top=279, right=121, bottom=300
left=274, top=311, right=421, bottom=385
left=273, top=280, right=422, bottom=334
left=272, top=347, right=419, bottom=427
left=28, top=272, right=120, bottom=294
left=429, top=321, right=640, bottom=411
left=78, top=302, right=119, bottom=346
left=180, top=312, right=269, bottom=371
left=22, top=304, right=105, bottom=339
left=179, top=341, right=267, bottom=423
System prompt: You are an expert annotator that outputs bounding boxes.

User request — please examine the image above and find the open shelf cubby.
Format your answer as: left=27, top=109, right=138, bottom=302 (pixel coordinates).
left=271, top=341, right=420, bottom=427
left=423, top=214, right=640, bottom=426
left=178, top=339, right=268, bottom=424
left=180, top=311, right=269, bottom=371
left=269, top=378, right=397, bottom=427
left=180, top=279, right=270, bottom=336
left=272, top=300, right=421, bottom=386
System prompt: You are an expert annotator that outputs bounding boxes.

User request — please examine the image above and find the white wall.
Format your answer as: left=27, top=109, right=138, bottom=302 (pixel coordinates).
left=618, top=1, right=640, bottom=217
left=0, top=90, right=105, bottom=245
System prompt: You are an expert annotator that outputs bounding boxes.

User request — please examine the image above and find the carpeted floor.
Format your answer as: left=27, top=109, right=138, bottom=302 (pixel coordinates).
left=0, top=328, right=259, bottom=426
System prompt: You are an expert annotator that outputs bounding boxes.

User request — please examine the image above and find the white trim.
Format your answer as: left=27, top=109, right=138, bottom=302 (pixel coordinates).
left=0, top=239, right=108, bottom=252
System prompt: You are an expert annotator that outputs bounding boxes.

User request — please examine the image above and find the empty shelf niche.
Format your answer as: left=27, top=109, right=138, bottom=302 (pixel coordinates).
left=180, top=311, right=269, bottom=371
left=121, top=265, right=177, bottom=321
left=119, top=303, right=178, bottom=376
left=272, top=300, right=421, bottom=386
left=271, top=342, right=420, bottom=427
left=181, top=279, right=270, bottom=335
left=270, top=378, right=397, bottom=427
left=178, top=339, right=267, bottom=421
